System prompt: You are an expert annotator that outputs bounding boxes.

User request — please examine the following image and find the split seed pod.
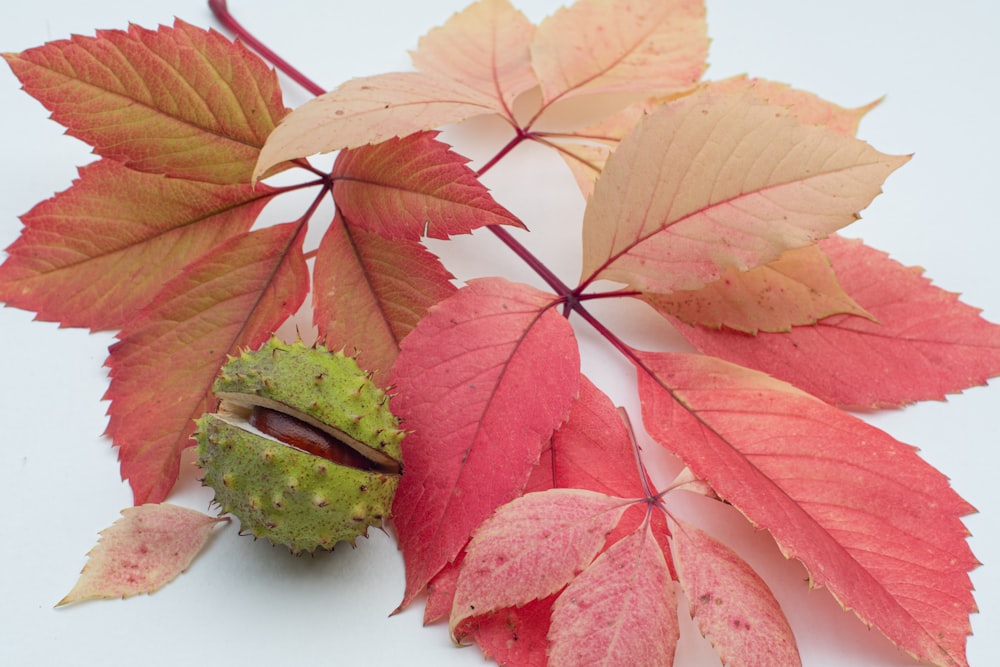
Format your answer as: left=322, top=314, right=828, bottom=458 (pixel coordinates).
left=194, top=337, right=404, bottom=554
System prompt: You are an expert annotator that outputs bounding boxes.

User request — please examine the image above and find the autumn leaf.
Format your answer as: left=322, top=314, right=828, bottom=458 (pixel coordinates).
left=4, top=20, right=289, bottom=184
left=331, top=131, right=524, bottom=240
left=411, top=0, right=537, bottom=119
left=449, top=488, right=631, bottom=635
left=255, top=72, right=499, bottom=178
left=0, top=159, right=275, bottom=330
left=670, top=516, right=801, bottom=667
left=548, top=521, right=678, bottom=667
left=580, top=87, right=909, bottom=293
left=635, top=350, right=976, bottom=667
left=312, top=211, right=457, bottom=382
left=105, top=223, right=309, bottom=504
left=642, top=244, right=872, bottom=333
left=530, top=0, right=706, bottom=106
left=673, top=235, right=1000, bottom=407
left=58, top=504, right=227, bottom=606
left=390, top=278, right=580, bottom=610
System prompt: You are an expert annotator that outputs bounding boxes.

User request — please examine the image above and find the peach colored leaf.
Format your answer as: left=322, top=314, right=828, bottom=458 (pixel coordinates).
left=0, top=160, right=274, bottom=331
left=641, top=244, right=871, bottom=333
left=710, top=76, right=880, bottom=136
left=58, top=504, right=227, bottom=605
left=635, top=351, right=976, bottom=667
left=530, top=0, right=707, bottom=106
left=670, top=517, right=801, bottom=667
left=580, top=88, right=909, bottom=293
left=105, top=223, right=309, bottom=504
left=449, top=488, right=630, bottom=636
left=4, top=20, right=288, bottom=184
left=255, top=72, right=498, bottom=179
left=548, top=522, right=678, bottom=667
left=312, top=211, right=456, bottom=384
left=390, top=278, right=580, bottom=610
left=411, top=0, right=537, bottom=118
left=673, top=235, right=1000, bottom=408
left=331, top=131, right=524, bottom=240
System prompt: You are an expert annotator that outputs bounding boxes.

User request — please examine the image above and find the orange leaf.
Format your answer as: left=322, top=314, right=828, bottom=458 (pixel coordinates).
left=635, top=351, right=976, bottom=667
left=411, top=0, right=537, bottom=120
left=255, top=72, right=498, bottom=179
left=105, top=223, right=309, bottom=504
left=642, top=244, right=871, bottom=333
left=548, top=522, right=678, bottom=667
left=0, top=160, right=274, bottom=330
left=58, top=504, right=227, bottom=606
left=331, top=131, right=523, bottom=240
left=531, top=0, right=706, bottom=106
left=580, top=88, right=909, bottom=293
left=449, top=488, right=631, bottom=636
left=312, top=211, right=456, bottom=383
left=390, top=278, right=580, bottom=610
left=670, top=517, right=800, bottom=667
left=674, top=235, right=1000, bottom=407
left=4, top=20, right=288, bottom=184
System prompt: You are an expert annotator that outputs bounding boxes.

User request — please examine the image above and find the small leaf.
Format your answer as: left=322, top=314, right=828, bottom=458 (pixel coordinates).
left=411, top=0, right=538, bottom=118
left=642, top=244, right=872, bottom=333
left=0, top=160, right=274, bottom=330
left=580, top=88, right=909, bottom=293
left=4, top=20, right=288, bottom=184
left=531, top=0, right=707, bottom=105
left=105, top=223, right=309, bottom=504
left=312, top=211, right=456, bottom=383
left=450, top=488, right=631, bottom=636
left=255, top=72, right=498, bottom=179
left=635, top=351, right=976, bottom=667
left=670, top=517, right=801, bottom=667
left=673, top=235, right=1000, bottom=407
left=390, top=278, right=580, bottom=610
left=58, top=504, right=227, bottom=606
left=548, top=522, right=678, bottom=667
left=331, top=131, right=524, bottom=240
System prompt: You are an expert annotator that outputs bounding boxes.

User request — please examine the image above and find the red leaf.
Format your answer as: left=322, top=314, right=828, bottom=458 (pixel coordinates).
left=312, top=211, right=456, bottom=383
left=332, top=131, right=524, bottom=240
left=453, top=595, right=556, bottom=667
left=670, top=517, right=800, bottom=667
left=450, top=488, right=632, bottom=635
left=673, top=235, right=1000, bottom=408
left=4, top=20, right=288, bottom=184
left=548, top=522, right=678, bottom=667
left=105, top=223, right=309, bottom=504
left=0, top=160, right=274, bottom=330
left=390, top=278, right=580, bottom=610
left=58, top=504, right=227, bottom=606
left=635, top=351, right=976, bottom=667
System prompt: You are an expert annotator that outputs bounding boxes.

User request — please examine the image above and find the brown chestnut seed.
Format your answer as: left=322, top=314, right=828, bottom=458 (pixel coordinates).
left=248, top=405, right=378, bottom=471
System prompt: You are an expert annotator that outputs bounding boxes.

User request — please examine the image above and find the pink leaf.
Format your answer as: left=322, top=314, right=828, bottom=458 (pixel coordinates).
left=670, top=517, right=801, bottom=667
left=548, top=522, right=678, bottom=667
left=635, top=351, right=976, bottom=667
left=58, top=504, right=227, bottom=605
left=673, top=235, right=1000, bottom=408
left=449, top=488, right=631, bottom=635
left=390, top=278, right=580, bottom=610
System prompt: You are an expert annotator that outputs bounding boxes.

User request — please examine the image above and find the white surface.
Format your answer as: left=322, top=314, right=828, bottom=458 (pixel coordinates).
left=2, top=1, right=998, bottom=665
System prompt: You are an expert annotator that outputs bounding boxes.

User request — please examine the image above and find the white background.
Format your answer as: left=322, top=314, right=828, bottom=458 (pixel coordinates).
left=2, top=1, right=998, bottom=665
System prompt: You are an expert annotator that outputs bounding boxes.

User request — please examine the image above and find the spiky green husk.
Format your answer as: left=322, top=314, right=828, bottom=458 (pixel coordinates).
left=196, top=413, right=399, bottom=554
left=212, top=337, right=404, bottom=468
left=195, top=337, right=404, bottom=554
